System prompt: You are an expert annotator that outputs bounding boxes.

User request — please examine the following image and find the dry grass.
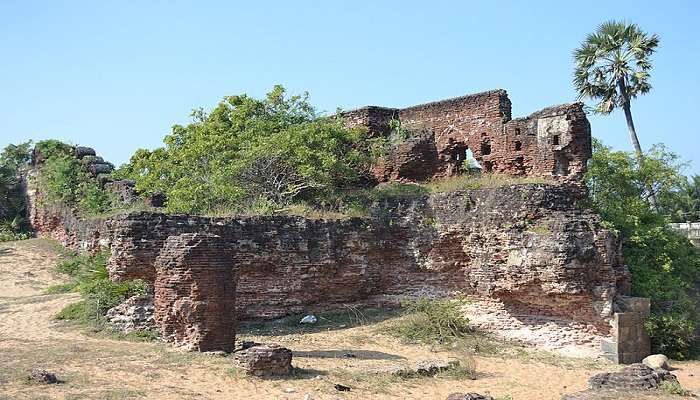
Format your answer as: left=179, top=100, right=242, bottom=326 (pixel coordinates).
left=425, top=173, right=549, bottom=193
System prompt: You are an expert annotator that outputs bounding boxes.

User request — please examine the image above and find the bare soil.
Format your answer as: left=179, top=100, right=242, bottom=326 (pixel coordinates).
left=1, top=238, right=698, bottom=400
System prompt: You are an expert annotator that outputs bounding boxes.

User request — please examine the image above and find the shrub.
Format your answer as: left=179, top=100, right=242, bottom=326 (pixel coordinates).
left=0, top=141, right=33, bottom=239
left=388, top=298, right=471, bottom=345
left=54, top=251, right=148, bottom=327
left=39, top=153, right=115, bottom=215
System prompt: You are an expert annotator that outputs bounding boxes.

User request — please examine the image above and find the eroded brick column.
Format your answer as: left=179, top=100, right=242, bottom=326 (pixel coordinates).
left=154, top=233, right=236, bottom=351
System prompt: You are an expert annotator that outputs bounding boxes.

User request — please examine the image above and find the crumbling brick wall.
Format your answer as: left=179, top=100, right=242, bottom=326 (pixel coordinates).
left=154, top=233, right=236, bottom=351
left=342, top=90, right=591, bottom=181
left=106, top=184, right=628, bottom=354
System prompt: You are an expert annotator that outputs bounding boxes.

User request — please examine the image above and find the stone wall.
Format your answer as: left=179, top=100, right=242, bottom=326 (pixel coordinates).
left=342, top=90, right=591, bottom=182
left=105, top=184, right=628, bottom=355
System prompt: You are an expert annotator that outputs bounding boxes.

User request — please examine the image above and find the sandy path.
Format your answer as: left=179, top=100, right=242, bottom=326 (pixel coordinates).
left=0, top=238, right=697, bottom=400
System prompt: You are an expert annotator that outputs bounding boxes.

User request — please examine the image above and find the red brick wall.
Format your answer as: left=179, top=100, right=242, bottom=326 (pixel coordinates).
left=343, top=90, right=591, bottom=181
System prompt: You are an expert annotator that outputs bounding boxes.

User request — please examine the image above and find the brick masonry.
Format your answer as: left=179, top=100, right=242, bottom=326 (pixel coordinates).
left=154, top=233, right=237, bottom=351
left=96, top=184, right=628, bottom=355
left=342, top=90, right=591, bottom=182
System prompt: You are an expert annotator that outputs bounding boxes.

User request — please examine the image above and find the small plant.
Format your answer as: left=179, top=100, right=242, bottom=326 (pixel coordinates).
left=660, top=380, right=692, bottom=396
left=527, top=223, right=551, bottom=235
left=388, top=297, right=471, bottom=345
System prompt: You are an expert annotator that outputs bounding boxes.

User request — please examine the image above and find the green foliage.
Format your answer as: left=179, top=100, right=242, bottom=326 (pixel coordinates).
left=0, top=141, right=33, bottom=240
left=573, top=20, right=659, bottom=114
left=0, top=141, right=32, bottom=170
left=388, top=298, right=471, bottom=345
left=665, top=175, right=700, bottom=222
left=586, top=139, right=700, bottom=358
left=34, top=139, right=73, bottom=160
left=54, top=251, right=148, bottom=326
left=39, top=153, right=115, bottom=215
left=659, top=380, right=692, bottom=396
left=116, top=86, right=370, bottom=214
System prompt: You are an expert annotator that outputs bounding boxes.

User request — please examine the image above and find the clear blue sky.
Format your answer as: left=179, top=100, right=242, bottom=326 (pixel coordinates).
left=1, top=1, right=698, bottom=175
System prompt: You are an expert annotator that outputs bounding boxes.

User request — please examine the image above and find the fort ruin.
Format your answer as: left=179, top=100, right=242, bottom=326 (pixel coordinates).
left=343, top=90, right=591, bottom=182
left=24, top=90, right=650, bottom=362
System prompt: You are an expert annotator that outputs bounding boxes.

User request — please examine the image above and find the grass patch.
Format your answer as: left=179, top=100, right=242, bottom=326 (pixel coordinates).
left=425, top=173, right=548, bottom=193
left=527, top=222, right=551, bottom=235
left=44, top=282, right=75, bottom=294
left=386, top=298, right=471, bottom=345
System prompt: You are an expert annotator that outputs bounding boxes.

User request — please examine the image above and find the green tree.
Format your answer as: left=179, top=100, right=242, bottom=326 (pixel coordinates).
left=586, top=139, right=700, bottom=358
left=116, top=86, right=370, bottom=214
left=574, top=20, right=660, bottom=207
left=663, top=175, right=700, bottom=222
left=0, top=141, right=33, bottom=240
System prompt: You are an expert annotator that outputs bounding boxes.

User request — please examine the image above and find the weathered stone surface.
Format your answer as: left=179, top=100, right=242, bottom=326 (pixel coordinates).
left=26, top=369, right=58, bottom=384
left=154, top=233, right=236, bottom=351
left=343, top=90, right=590, bottom=182
left=563, top=363, right=682, bottom=399
left=446, top=394, right=494, bottom=400
left=588, top=363, right=678, bottom=390
left=106, top=294, right=155, bottom=334
left=642, top=354, right=670, bottom=370
left=233, top=343, right=293, bottom=377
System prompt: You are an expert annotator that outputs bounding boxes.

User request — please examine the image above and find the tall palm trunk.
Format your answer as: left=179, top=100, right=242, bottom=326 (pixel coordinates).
left=617, top=77, right=659, bottom=210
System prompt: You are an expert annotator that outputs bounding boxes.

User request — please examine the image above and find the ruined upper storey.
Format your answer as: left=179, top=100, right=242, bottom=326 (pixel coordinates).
left=343, top=90, right=592, bottom=182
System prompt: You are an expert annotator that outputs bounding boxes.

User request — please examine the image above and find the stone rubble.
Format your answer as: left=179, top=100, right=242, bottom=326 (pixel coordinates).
left=105, top=294, right=155, bottom=334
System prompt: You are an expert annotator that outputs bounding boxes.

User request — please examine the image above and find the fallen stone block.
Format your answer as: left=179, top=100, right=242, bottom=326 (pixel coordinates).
left=588, top=363, right=677, bottom=391
left=642, top=354, right=670, bottom=370
left=233, top=344, right=292, bottom=377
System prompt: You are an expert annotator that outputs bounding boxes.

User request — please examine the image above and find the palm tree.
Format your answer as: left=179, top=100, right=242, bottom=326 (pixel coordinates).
left=573, top=20, right=660, bottom=207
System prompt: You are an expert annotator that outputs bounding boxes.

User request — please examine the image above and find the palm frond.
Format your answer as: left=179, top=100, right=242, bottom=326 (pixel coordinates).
left=572, top=20, right=659, bottom=109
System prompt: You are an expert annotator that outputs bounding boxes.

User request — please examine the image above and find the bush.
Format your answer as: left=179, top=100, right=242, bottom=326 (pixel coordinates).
left=388, top=298, right=471, bottom=345
left=53, top=251, right=148, bottom=328
left=0, top=142, right=33, bottom=239
left=39, top=153, right=115, bottom=215
left=34, top=139, right=73, bottom=160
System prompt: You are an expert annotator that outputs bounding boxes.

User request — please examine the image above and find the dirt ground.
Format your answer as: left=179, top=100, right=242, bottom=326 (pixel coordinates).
left=1, top=239, right=698, bottom=400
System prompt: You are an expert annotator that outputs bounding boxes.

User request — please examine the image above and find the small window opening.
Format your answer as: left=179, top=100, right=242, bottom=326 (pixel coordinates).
left=515, top=128, right=521, bottom=135
left=481, top=141, right=491, bottom=155
left=552, top=135, right=560, bottom=146
left=514, top=141, right=522, bottom=151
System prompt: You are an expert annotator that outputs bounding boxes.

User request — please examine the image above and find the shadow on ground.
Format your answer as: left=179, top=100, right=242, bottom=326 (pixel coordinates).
left=238, top=307, right=402, bottom=336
